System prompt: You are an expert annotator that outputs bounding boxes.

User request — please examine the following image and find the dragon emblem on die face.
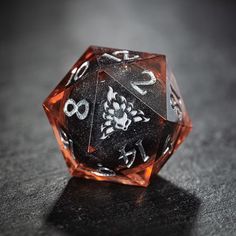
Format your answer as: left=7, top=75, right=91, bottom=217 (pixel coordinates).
left=100, top=86, right=150, bottom=140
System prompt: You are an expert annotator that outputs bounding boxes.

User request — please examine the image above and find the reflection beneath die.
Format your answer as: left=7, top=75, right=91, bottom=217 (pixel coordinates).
left=46, top=176, right=200, bottom=235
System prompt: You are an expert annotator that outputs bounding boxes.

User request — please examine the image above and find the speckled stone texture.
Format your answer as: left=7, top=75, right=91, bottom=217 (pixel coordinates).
left=0, top=0, right=235, bottom=235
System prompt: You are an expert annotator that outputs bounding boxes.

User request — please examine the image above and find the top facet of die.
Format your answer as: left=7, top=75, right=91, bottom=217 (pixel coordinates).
left=44, top=46, right=191, bottom=127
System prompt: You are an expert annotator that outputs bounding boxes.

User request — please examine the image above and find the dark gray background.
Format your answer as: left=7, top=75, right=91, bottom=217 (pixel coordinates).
left=0, top=0, right=235, bottom=235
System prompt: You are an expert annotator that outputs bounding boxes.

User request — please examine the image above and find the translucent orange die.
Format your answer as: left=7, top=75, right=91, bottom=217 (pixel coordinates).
left=43, top=46, right=192, bottom=187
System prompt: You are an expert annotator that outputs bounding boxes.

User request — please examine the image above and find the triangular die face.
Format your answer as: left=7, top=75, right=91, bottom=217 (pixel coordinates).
left=166, top=62, right=192, bottom=127
left=72, top=164, right=152, bottom=187
left=44, top=71, right=99, bottom=167
left=46, top=47, right=99, bottom=100
left=174, top=124, right=192, bottom=151
left=103, top=56, right=167, bottom=119
left=43, top=86, right=72, bottom=125
left=166, top=66, right=180, bottom=124
left=87, top=71, right=165, bottom=174
left=64, top=72, right=99, bottom=161
left=43, top=109, right=78, bottom=173
left=90, top=45, right=158, bottom=68
left=157, top=120, right=191, bottom=161
left=125, top=163, right=154, bottom=187
left=155, top=119, right=180, bottom=161
left=71, top=148, right=155, bottom=187
left=134, top=55, right=167, bottom=85
left=152, top=120, right=192, bottom=175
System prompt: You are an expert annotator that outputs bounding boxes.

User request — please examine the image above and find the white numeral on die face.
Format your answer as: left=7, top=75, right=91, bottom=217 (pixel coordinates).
left=101, top=50, right=139, bottom=62
left=113, top=50, right=139, bottom=61
left=63, top=99, right=89, bottom=120
left=91, top=164, right=116, bottom=177
left=66, top=61, right=89, bottom=86
left=118, top=139, right=149, bottom=168
left=170, top=85, right=182, bottom=121
left=130, top=70, right=157, bottom=95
